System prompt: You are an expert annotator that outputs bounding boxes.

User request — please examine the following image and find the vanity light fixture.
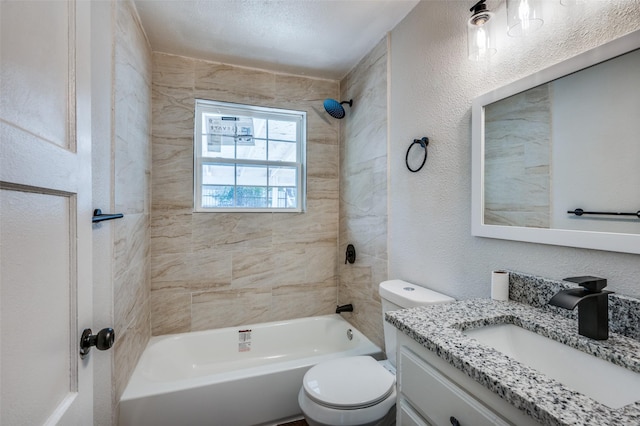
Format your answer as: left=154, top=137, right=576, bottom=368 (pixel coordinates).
left=468, top=0, right=497, bottom=61
left=560, top=0, right=583, bottom=6
left=507, top=0, right=544, bottom=37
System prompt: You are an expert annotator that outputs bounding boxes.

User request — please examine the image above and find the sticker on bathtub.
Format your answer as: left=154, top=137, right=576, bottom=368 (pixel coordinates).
left=238, top=329, right=252, bottom=352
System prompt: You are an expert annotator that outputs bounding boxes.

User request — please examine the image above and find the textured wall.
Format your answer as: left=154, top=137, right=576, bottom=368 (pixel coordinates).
left=389, top=1, right=640, bottom=301
left=150, top=53, right=340, bottom=335
left=338, top=37, right=389, bottom=350
left=111, top=0, right=152, bottom=418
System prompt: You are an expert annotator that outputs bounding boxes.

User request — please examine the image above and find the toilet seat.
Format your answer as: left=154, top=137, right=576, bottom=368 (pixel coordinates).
left=302, top=356, right=395, bottom=409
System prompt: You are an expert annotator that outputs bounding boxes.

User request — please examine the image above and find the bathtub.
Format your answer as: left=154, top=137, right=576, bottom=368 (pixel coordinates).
left=119, top=314, right=383, bottom=426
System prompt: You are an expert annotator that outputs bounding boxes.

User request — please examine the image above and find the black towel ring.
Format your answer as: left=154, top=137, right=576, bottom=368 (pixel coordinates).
left=405, top=137, right=429, bottom=172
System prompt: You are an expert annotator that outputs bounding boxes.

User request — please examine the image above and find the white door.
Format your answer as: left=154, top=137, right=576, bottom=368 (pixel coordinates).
left=1, top=0, right=94, bottom=424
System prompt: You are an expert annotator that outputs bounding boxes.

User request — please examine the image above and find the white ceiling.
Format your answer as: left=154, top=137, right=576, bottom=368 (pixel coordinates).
left=134, top=0, right=420, bottom=80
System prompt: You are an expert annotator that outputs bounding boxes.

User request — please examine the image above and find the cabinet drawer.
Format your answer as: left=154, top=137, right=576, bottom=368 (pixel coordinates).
left=398, top=346, right=511, bottom=426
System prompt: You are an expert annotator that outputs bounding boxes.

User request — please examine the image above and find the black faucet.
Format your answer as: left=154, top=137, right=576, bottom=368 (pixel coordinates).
left=336, top=304, right=354, bottom=314
left=548, top=276, right=613, bottom=340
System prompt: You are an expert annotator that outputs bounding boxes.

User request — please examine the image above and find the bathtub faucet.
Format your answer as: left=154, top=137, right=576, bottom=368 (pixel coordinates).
left=336, top=304, right=354, bottom=314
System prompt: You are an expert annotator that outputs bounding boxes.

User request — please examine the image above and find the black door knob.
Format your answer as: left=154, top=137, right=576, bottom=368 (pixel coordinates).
left=345, top=244, right=356, bottom=264
left=80, top=327, right=115, bottom=359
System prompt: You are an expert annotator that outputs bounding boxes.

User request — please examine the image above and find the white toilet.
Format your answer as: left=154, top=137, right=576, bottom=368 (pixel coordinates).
left=298, top=280, right=455, bottom=426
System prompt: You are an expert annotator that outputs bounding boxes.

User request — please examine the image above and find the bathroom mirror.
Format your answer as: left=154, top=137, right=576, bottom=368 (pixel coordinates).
left=472, top=29, right=640, bottom=254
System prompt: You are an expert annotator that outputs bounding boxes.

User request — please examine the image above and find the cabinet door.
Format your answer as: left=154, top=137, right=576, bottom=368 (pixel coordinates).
left=398, top=398, right=432, bottom=426
left=398, top=347, right=511, bottom=426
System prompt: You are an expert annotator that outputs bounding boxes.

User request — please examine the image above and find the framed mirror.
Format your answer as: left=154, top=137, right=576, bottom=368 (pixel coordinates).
left=472, top=29, right=640, bottom=254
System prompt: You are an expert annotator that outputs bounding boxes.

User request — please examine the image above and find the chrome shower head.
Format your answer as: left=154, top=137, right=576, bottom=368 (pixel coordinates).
left=323, top=98, right=353, bottom=119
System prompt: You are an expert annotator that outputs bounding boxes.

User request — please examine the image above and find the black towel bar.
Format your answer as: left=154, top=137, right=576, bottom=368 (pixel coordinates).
left=92, top=209, right=124, bottom=223
left=567, top=208, right=640, bottom=218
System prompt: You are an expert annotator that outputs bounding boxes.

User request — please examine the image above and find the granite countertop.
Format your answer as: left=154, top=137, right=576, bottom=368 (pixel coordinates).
left=386, top=299, right=640, bottom=425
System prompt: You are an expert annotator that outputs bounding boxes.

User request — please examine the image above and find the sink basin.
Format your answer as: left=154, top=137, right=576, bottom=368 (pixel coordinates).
left=463, top=323, right=640, bottom=409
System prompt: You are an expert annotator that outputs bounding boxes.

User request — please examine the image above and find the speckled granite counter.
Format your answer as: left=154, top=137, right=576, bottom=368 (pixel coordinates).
left=386, top=299, right=640, bottom=425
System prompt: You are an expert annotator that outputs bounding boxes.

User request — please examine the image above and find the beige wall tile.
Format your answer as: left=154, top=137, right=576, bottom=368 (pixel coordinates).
left=152, top=86, right=196, bottom=139
left=271, top=281, right=337, bottom=322
left=150, top=211, right=193, bottom=255
left=153, top=53, right=195, bottom=89
left=191, top=212, right=273, bottom=251
left=194, top=61, right=276, bottom=103
left=274, top=74, right=339, bottom=102
left=151, top=140, right=193, bottom=211
left=150, top=289, right=191, bottom=335
left=114, top=298, right=151, bottom=401
left=231, top=248, right=276, bottom=288
left=151, top=250, right=232, bottom=290
left=307, top=142, right=339, bottom=179
left=271, top=247, right=308, bottom=286
left=112, top=0, right=153, bottom=411
left=337, top=36, right=388, bottom=348
left=191, top=288, right=272, bottom=330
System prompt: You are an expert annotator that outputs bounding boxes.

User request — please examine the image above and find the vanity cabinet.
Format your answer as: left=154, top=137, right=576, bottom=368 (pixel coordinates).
left=396, top=332, right=540, bottom=426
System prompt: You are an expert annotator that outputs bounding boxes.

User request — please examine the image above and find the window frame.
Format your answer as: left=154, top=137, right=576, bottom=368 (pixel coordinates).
left=194, top=99, right=307, bottom=213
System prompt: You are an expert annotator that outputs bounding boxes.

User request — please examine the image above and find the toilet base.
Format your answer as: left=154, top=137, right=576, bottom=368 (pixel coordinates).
left=303, top=405, right=395, bottom=426
left=299, top=386, right=397, bottom=426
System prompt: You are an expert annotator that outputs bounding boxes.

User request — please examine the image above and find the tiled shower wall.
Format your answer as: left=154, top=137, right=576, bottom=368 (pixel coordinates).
left=111, top=0, right=152, bottom=418
left=150, top=53, right=341, bottom=335
left=337, top=37, right=389, bottom=349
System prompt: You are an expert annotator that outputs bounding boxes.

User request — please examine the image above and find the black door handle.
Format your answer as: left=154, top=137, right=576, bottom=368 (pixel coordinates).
left=80, top=327, right=115, bottom=359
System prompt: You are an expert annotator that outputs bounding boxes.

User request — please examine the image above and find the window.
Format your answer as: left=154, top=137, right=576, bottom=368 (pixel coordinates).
left=194, top=100, right=306, bottom=212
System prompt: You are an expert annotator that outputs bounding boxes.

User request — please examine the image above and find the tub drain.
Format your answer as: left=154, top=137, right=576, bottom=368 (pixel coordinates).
left=346, top=328, right=353, bottom=341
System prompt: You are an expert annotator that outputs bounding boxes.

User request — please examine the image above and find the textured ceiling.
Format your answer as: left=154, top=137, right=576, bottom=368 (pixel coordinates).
left=134, top=0, right=419, bottom=80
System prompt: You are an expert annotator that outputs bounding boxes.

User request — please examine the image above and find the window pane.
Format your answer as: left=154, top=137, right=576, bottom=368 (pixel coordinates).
left=237, top=165, right=267, bottom=186
left=203, top=135, right=236, bottom=158
left=203, top=164, right=235, bottom=185
left=237, top=186, right=267, bottom=208
left=269, top=166, right=297, bottom=187
left=268, top=187, right=297, bottom=208
left=253, top=118, right=267, bottom=138
left=237, top=138, right=266, bottom=160
left=196, top=100, right=305, bottom=211
left=268, top=140, right=296, bottom=162
left=202, top=185, right=234, bottom=208
left=268, top=120, right=297, bottom=141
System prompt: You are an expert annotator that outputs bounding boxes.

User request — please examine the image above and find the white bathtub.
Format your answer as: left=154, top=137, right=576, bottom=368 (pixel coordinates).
left=119, top=314, right=383, bottom=426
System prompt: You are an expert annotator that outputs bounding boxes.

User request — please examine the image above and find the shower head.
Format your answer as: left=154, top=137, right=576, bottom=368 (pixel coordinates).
left=323, top=98, right=353, bottom=119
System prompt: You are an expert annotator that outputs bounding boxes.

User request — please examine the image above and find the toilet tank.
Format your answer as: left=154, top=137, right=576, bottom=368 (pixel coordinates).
left=379, top=280, right=455, bottom=365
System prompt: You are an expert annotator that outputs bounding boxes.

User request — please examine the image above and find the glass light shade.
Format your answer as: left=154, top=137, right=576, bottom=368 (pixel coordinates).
left=468, top=11, right=497, bottom=61
left=560, top=0, right=583, bottom=6
left=507, top=0, right=544, bottom=37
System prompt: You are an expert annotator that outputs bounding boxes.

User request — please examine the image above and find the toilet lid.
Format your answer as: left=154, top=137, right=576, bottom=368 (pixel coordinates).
left=303, top=356, right=395, bottom=409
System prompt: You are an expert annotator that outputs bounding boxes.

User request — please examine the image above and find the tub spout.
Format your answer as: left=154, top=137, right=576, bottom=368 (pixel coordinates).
left=336, top=304, right=354, bottom=314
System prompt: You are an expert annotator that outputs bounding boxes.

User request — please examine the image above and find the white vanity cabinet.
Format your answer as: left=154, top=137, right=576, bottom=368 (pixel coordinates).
left=396, top=332, right=540, bottom=426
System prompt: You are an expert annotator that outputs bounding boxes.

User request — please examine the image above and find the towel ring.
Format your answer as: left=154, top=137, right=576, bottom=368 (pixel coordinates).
left=405, top=137, right=429, bottom=172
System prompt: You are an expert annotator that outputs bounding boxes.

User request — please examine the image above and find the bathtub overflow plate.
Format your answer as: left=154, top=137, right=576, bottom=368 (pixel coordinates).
left=346, top=328, right=353, bottom=341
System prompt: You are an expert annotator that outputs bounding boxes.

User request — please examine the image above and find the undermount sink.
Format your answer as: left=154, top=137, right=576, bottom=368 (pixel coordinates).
left=463, top=323, right=640, bottom=409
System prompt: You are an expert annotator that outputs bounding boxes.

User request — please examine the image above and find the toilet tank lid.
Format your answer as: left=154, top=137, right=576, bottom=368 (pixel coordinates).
left=379, top=280, right=455, bottom=308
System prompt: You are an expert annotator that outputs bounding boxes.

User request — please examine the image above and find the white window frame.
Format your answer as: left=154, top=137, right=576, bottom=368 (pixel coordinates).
left=194, top=99, right=307, bottom=213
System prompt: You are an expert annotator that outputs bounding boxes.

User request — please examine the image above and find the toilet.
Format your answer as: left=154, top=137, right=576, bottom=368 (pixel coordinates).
left=298, top=280, right=455, bottom=426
